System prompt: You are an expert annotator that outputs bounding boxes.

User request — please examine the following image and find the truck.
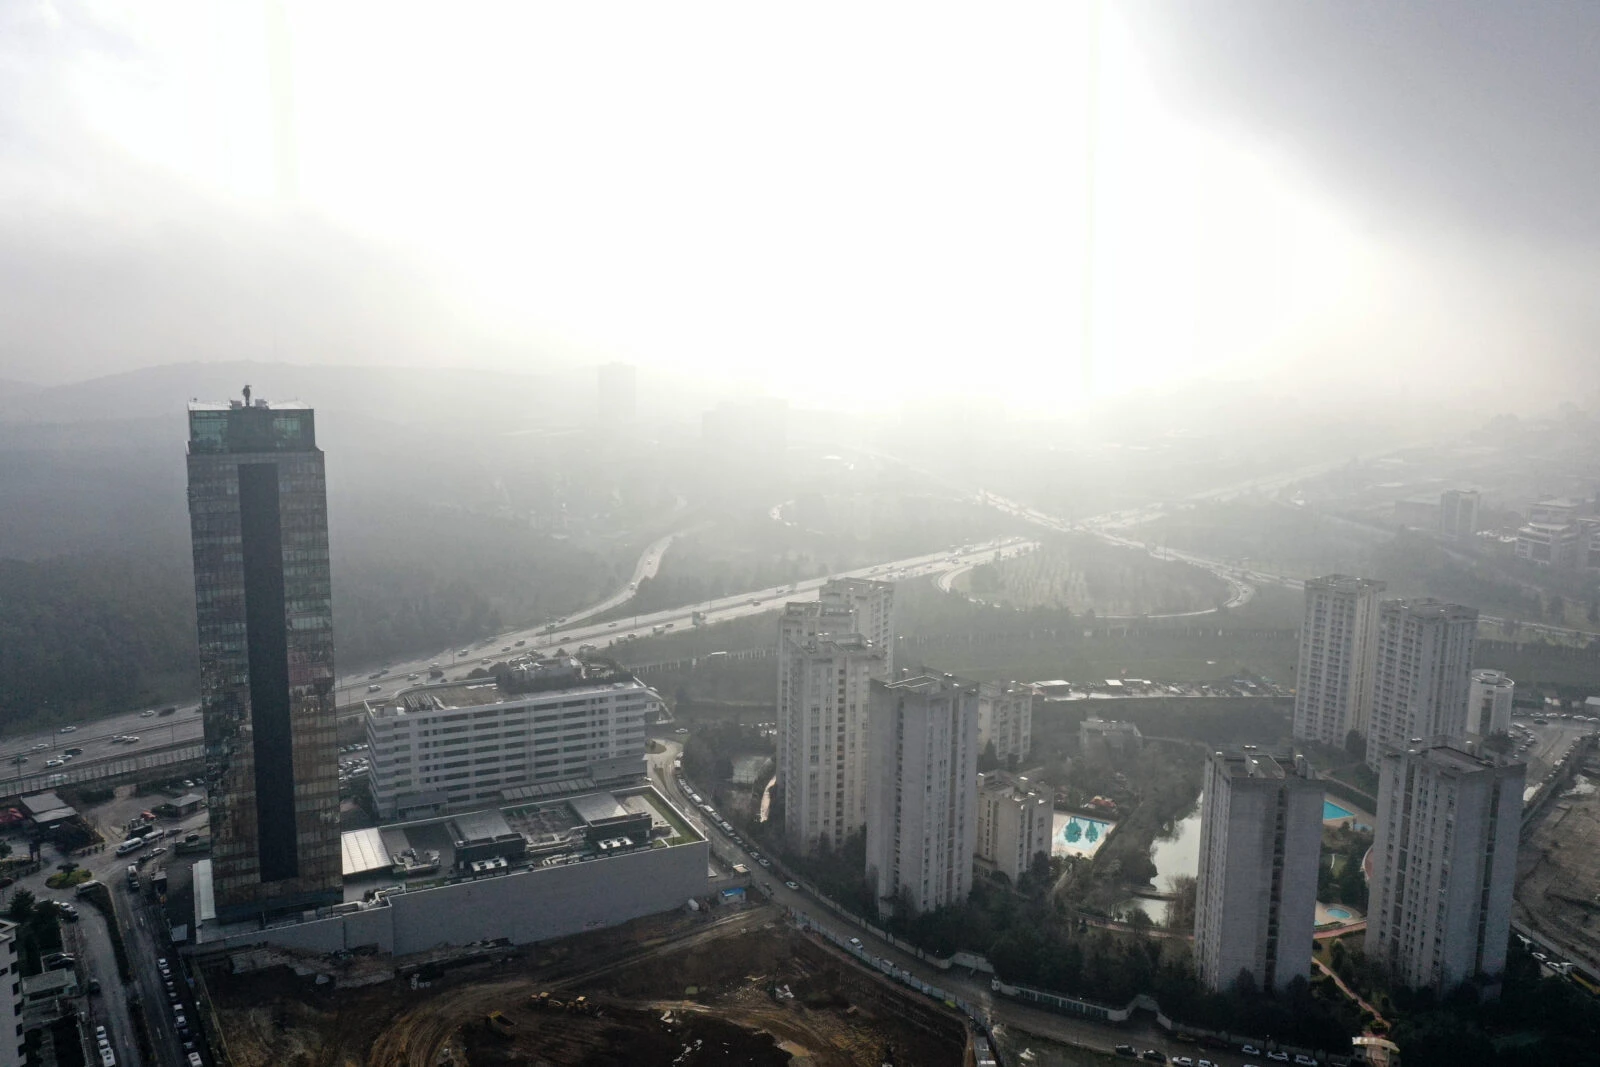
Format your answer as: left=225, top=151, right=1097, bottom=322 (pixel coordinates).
left=485, top=1011, right=516, bottom=1037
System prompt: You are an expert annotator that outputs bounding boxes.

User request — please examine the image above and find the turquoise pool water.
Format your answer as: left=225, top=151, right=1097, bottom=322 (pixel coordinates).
left=1326, top=906, right=1354, bottom=920
left=1323, top=800, right=1355, bottom=820
left=1053, top=814, right=1115, bottom=857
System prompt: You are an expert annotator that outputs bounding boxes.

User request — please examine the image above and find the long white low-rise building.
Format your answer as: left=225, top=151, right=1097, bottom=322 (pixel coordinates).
left=187, top=785, right=709, bottom=957
left=365, top=659, right=660, bottom=819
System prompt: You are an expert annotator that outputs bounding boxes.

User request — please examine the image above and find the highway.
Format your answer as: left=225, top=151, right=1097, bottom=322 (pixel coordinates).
left=336, top=535, right=1035, bottom=707
left=1, top=531, right=1032, bottom=794
left=982, top=486, right=1600, bottom=646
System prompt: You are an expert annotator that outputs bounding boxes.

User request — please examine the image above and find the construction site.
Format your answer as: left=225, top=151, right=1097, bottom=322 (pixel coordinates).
left=1516, top=757, right=1600, bottom=972
left=202, top=904, right=970, bottom=1067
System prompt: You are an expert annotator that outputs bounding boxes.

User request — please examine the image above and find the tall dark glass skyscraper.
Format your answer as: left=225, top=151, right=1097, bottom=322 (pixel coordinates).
left=187, top=392, right=341, bottom=920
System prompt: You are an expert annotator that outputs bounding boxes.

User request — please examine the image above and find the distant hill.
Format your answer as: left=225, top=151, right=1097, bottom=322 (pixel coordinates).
left=0, top=377, right=43, bottom=415
left=0, top=360, right=588, bottom=428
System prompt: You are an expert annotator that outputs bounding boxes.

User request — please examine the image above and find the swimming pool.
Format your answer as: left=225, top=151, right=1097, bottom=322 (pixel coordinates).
left=1323, top=800, right=1355, bottom=821
left=1053, top=814, right=1115, bottom=857
left=1325, top=906, right=1354, bottom=921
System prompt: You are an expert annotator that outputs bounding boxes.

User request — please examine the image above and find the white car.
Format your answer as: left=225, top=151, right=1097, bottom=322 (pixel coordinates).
left=140, top=709, right=156, bottom=718
left=59, top=726, right=77, bottom=733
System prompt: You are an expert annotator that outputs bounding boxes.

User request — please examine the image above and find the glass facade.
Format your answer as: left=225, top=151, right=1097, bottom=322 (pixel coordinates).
left=187, top=401, right=340, bottom=920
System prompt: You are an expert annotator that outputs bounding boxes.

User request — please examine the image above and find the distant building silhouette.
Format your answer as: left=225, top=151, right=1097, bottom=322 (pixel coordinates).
left=596, top=361, right=636, bottom=424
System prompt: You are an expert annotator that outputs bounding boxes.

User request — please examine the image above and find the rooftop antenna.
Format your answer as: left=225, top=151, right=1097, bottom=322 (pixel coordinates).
left=243, top=384, right=252, bottom=407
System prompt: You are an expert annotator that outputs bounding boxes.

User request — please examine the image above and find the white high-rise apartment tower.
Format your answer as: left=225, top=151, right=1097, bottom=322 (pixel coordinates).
left=778, top=631, right=884, bottom=853
left=1193, top=747, right=1323, bottom=994
left=977, top=680, right=1033, bottom=765
left=974, top=771, right=1052, bottom=882
left=866, top=676, right=979, bottom=917
left=1369, top=740, right=1523, bottom=994
left=818, top=577, right=895, bottom=674
left=0, top=921, right=20, bottom=1067
left=1367, top=599, right=1478, bottom=769
left=1293, top=575, right=1386, bottom=746
left=776, top=579, right=894, bottom=854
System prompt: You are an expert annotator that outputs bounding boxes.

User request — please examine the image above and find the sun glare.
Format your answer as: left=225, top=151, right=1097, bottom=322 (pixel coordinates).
left=41, top=1, right=1384, bottom=411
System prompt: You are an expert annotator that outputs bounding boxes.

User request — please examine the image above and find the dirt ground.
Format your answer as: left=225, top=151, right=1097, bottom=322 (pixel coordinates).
left=205, top=907, right=966, bottom=1067
left=1516, top=758, right=1600, bottom=972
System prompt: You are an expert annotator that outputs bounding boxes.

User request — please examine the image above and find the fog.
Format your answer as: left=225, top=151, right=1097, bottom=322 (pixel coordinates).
left=4, top=2, right=1597, bottom=412
left=10, top=9, right=1600, bottom=1050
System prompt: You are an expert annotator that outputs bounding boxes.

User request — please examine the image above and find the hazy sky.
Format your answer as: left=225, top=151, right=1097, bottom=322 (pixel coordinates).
left=2, top=2, right=1596, bottom=412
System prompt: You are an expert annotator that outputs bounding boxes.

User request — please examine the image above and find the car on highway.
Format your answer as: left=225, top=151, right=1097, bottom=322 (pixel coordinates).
left=63, top=747, right=82, bottom=757
left=140, top=709, right=156, bottom=717
left=12, top=756, right=26, bottom=765
left=784, top=880, right=799, bottom=890
left=59, top=725, right=77, bottom=733
left=674, top=728, right=689, bottom=734
left=367, top=684, right=382, bottom=692
left=45, top=759, right=64, bottom=768
left=30, top=743, right=46, bottom=751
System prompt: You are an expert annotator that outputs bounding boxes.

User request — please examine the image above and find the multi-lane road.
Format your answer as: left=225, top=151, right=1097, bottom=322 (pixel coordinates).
left=1, top=533, right=1033, bottom=795
left=336, top=535, right=1036, bottom=707
left=0, top=715, right=202, bottom=795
